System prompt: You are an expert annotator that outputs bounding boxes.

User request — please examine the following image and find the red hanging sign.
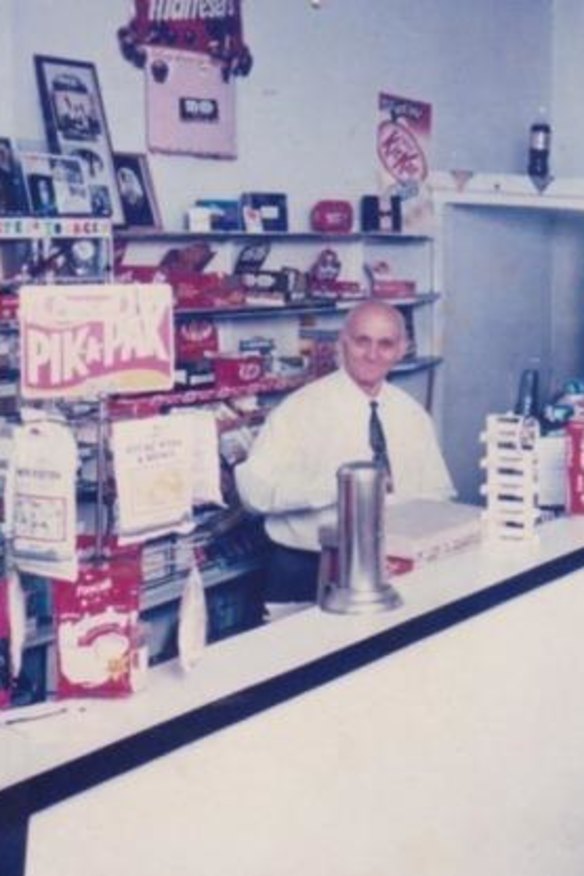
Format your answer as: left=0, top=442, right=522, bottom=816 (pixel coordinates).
left=119, top=0, right=252, bottom=80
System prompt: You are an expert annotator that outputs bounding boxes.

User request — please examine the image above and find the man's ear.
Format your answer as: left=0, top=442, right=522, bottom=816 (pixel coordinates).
left=396, top=334, right=408, bottom=362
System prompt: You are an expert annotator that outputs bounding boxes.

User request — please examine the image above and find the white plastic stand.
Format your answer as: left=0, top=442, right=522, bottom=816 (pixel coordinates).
left=479, top=413, right=541, bottom=543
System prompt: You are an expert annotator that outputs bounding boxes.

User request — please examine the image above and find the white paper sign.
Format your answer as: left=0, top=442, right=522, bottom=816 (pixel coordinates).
left=112, top=415, right=195, bottom=544
left=9, top=419, right=78, bottom=580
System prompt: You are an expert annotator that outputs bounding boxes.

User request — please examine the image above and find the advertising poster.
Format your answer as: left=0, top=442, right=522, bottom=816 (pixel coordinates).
left=19, top=283, right=174, bottom=399
left=377, top=92, right=433, bottom=233
left=118, top=1, right=253, bottom=158
left=145, top=48, right=237, bottom=158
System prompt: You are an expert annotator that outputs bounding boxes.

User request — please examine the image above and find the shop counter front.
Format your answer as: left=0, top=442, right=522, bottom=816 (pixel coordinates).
left=4, top=516, right=584, bottom=875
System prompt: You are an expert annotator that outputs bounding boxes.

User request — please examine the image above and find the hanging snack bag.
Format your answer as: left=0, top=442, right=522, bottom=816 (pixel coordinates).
left=177, top=561, right=207, bottom=672
left=53, top=549, right=141, bottom=698
left=9, top=418, right=78, bottom=581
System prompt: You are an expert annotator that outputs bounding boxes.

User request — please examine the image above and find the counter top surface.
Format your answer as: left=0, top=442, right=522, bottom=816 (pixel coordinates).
left=3, top=514, right=584, bottom=805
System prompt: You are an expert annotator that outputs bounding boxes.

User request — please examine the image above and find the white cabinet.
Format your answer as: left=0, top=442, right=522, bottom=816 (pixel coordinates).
left=429, top=171, right=584, bottom=502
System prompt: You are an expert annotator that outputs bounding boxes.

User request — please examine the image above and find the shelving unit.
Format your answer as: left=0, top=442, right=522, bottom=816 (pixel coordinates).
left=430, top=171, right=584, bottom=212
left=115, top=227, right=442, bottom=406
left=16, top=173, right=582, bottom=696
left=0, top=218, right=444, bottom=699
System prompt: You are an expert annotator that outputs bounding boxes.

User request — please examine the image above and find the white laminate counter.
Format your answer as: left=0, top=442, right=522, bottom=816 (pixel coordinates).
left=4, top=515, right=584, bottom=875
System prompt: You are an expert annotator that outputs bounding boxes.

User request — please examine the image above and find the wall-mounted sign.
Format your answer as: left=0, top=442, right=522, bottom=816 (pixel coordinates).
left=118, top=0, right=252, bottom=81
left=19, top=283, right=174, bottom=399
left=377, top=92, right=433, bottom=233
left=146, top=48, right=236, bottom=157
left=117, top=1, right=252, bottom=158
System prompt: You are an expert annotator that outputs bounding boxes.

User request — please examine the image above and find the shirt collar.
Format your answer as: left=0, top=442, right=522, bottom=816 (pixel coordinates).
left=338, top=367, right=391, bottom=406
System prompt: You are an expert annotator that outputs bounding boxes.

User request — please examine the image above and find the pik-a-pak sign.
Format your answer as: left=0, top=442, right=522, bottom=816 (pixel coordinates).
left=19, top=283, right=174, bottom=399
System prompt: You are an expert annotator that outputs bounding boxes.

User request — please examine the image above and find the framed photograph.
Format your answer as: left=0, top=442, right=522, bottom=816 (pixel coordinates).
left=113, top=152, right=162, bottom=230
left=53, top=237, right=112, bottom=283
left=34, top=55, right=123, bottom=223
left=0, top=138, right=29, bottom=215
left=20, top=152, right=92, bottom=217
left=3, top=235, right=111, bottom=285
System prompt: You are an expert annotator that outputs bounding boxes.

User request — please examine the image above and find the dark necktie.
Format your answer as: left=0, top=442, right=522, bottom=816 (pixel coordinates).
left=369, top=400, right=393, bottom=489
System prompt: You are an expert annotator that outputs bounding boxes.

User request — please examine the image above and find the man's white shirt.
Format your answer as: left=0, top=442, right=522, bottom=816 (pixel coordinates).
left=235, top=368, right=455, bottom=551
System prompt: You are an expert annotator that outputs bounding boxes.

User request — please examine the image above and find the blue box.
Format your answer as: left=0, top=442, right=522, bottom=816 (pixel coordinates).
left=194, top=199, right=242, bottom=231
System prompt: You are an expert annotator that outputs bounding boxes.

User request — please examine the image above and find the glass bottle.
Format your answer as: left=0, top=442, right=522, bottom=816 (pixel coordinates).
left=514, top=368, right=540, bottom=419
left=528, top=109, right=551, bottom=182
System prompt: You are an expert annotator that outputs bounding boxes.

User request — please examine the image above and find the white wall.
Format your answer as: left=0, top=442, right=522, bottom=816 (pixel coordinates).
left=441, top=206, right=555, bottom=501
left=0, top=1, right=15, bottom=131
left=9, top=0, right=553, bottom=229
left=551, top=0, right=584, bottom=176
left=549, top=1, right=584, bottom=405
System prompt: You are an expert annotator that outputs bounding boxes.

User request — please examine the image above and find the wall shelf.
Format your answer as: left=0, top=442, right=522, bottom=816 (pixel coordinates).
left=430, top=171, right=584, bottom=213
left=173, top=292, right=440, bottom=320
left=116, top=229, right=431, bottom=244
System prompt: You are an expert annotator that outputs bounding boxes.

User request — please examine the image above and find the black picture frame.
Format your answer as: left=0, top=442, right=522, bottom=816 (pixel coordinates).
left=3, top=235, right=111, bottom=285
left=34, top=54, right=123, bottom=223
left=113, top=152, right=162, bottom=230
left=20, top=152, right=93, bottom=218
left=0, top=138, right=29, bottom=215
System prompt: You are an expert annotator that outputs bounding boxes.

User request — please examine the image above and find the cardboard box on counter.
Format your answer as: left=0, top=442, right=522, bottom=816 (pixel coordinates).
left=318, top=499, right=483, bottom=584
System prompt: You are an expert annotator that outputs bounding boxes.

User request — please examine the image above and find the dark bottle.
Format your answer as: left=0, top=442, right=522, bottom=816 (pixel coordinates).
left=528, top=122, right=551, bottom=179
left=514, top=368, right=540, bottom=418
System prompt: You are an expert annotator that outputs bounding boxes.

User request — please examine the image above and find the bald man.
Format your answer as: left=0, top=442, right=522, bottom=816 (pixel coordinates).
left=235, top=301, right=454, bottom=609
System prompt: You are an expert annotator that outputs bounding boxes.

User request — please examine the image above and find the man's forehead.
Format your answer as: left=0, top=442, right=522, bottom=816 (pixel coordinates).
left=347, top=313, right=401, bottom=336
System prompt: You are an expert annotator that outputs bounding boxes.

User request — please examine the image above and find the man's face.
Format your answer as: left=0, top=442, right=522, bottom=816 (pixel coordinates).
left=341, top=306, right=407, bottom=395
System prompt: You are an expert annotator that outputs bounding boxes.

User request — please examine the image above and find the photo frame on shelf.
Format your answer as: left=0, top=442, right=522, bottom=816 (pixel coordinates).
left=34, top=54, right=123, bottom=223
left=20, top=151, right=92, bottom=217
left=0, top=138, right=29, bottom=215
left=2, top=235, right=111, bottom=285
left=52, top=237, right=111, bottom=283
left=113, top=152, right=162, bottom=230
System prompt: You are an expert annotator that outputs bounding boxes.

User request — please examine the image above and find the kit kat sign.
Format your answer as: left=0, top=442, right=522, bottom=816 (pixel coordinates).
left=376, top=91, right=433, bottom=233
left=19, top=283, right=174, bottom=399
left=377, top=93, right=430, bottom=187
